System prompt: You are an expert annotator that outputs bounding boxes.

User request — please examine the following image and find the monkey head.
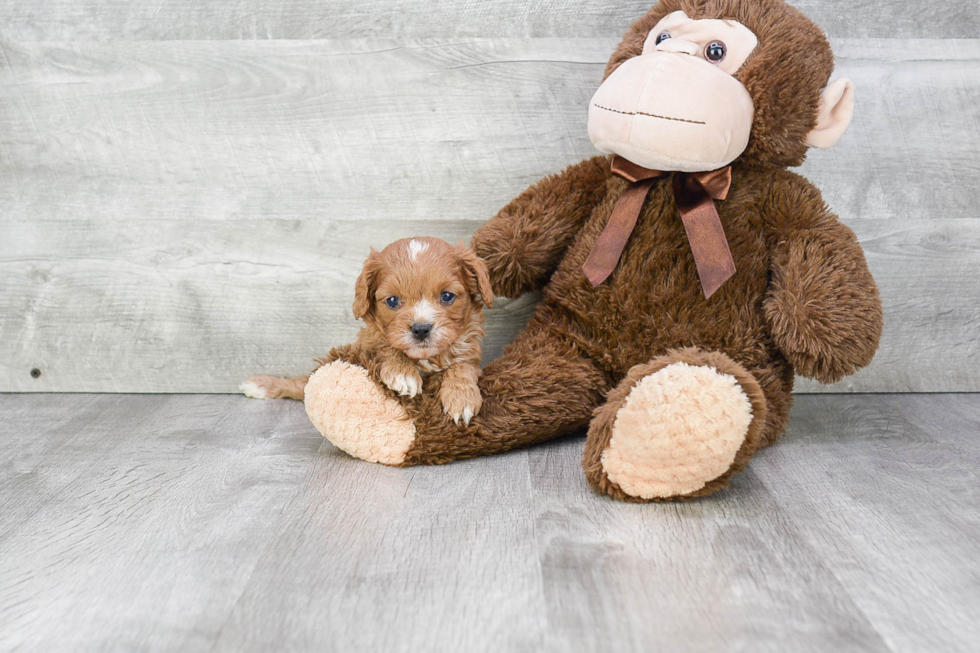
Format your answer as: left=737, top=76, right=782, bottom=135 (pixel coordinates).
left=588, top=0, right=855, bottom=172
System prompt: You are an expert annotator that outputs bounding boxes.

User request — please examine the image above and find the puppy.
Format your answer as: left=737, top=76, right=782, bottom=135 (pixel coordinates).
left=242, top=237, right=493, bottom=424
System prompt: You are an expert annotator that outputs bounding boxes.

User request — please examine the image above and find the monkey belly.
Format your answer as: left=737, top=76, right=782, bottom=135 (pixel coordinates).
left=541, top=183, right=780, bottom=380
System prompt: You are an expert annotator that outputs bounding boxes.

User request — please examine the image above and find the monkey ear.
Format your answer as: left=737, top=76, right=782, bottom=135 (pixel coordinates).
left=352, top=248, right=380, bottom=320
left=806, top=78, right=855, bottom=149
left=455, top=240, right=494, bottom=308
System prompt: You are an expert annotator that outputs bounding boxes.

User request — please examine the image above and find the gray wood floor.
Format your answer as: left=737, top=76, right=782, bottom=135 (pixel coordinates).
left=0, top=393, right=978, bottom=652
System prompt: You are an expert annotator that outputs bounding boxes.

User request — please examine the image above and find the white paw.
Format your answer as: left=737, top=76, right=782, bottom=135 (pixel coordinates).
left=441, top=387, right=481, bottom=425
left=239, top=380, right=267, bottom=399
left=385, top=372, right=422, bottom=398
left=439, top=371, right=482, bottom=426
left=450, top=404, right=476, bottom=425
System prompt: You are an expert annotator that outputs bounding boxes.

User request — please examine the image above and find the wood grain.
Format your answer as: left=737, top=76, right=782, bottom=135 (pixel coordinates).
left=755, top=394, right=980, bottom=652
left=211, top=449, right=547, bottom=652
left=0, top=0, right=976, bottom=40
left=1, top=392, right=978, bottom=651
left=0, top=394, right=326, bottom=650
left=1, top=38, right=979, bottom=392
left=0, top=216, right=976, bottom=393
left=527, top=441, right=891, bottom=652
left=1, top=38, right=977, bottom=223
left=0, top=217, right=540, bottom=392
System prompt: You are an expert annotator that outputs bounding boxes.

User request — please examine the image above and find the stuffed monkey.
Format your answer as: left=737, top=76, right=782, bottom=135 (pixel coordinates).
left=303, top=0, right=883, bottom=501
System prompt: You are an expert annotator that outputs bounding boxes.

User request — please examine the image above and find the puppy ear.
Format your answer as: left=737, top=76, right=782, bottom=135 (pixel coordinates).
left=353, top=248, right=380, bottom=319
left=455, top=240, right=494, bottom=308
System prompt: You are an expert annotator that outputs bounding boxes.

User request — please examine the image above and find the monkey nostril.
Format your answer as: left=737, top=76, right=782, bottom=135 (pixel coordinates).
left=657, top=39, right=699, bottom=57
left=410, top=323, right=432, bottom=341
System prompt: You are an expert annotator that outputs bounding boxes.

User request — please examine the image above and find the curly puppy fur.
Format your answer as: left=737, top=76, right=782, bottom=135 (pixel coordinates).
left=314, top=0, right=883, bottom=500
left=245, top=238, right=493, bottom=424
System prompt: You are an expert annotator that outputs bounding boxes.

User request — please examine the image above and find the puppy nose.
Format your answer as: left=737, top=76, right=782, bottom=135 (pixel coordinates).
left=411, top=323, right=432, bottom=340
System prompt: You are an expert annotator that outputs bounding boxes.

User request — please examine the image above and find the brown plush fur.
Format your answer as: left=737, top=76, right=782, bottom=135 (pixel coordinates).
left=315, top=0, right=883, bottom=500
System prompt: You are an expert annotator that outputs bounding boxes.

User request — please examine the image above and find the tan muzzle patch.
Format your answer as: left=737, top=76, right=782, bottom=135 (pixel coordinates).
left=588, top=52, right=754, bottom=173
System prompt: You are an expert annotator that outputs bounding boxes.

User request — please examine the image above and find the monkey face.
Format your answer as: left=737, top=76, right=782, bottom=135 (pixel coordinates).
left=588, top=11, right=759, bottom=173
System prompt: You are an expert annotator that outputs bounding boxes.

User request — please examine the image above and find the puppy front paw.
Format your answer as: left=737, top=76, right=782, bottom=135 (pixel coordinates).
left=439, top=380, right=483, bottom=425
left=380, top=363, right=423, bottom=398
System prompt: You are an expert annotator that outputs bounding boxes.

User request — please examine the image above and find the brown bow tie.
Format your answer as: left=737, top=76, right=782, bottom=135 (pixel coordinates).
left=582, top=155, right=736, bottom=299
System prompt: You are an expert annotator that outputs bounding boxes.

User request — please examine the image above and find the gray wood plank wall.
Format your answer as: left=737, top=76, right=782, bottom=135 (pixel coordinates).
left=1, top=2, right=978, bottom=393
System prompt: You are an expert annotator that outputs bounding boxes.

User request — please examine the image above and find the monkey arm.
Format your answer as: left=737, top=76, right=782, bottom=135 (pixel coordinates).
left=762, top=173, right=883, bottom=384
left=471, top=155, right=611, bottom=298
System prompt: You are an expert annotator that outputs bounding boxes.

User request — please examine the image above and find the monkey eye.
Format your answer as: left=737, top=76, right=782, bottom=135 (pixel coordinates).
left=440, top=291, right=456, bottom=305
left=384, top=296, right=401, bottom=309
left=655, top=31, right=671, bottom=45
left=705, top=41, right=727, bottom=63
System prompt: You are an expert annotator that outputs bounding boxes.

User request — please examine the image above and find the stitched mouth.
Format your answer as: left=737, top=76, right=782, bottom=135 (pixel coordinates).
left=593, top=103, right=705, bottom=125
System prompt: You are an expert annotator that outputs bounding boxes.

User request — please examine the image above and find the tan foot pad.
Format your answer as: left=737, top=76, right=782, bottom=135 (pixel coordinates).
left=602, top=362, right=753, bottom=499
left=304, top=361, right=416, bottom=465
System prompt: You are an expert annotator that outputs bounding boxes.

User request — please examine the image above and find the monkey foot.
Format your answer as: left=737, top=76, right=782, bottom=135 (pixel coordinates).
left=584, top=349, right=767, bottom=501
left=600, top=362, right=752, bottom=499
left=304, top=360, right=416, bottom=465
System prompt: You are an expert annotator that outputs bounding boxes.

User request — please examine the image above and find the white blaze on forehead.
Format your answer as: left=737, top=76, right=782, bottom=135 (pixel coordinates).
left=407, top=239, right=429, bottom=261
left=412, top=298, right=437, bottom=324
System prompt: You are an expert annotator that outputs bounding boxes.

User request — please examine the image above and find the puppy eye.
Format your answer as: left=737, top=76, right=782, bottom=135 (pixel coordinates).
left=440, top=291, right=456, bottom=305
left=705, top=41, right=726, bottom=63
left=655, top=31, right=671, bottom=45
left=384, top=296, right=400, bottom=309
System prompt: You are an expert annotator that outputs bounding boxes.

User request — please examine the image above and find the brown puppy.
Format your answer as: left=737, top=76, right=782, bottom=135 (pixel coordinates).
left=242, top=237, right=493, bottom=424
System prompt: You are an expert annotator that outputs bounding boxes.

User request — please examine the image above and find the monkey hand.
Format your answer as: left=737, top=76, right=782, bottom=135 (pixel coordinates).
left=764, top=231, right=883, bottom=384
left=471, top=156, right=610, bottom=299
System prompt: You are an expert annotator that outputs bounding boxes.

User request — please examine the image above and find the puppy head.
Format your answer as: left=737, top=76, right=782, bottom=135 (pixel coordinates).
left=353, top=237, right=493, bottom=360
